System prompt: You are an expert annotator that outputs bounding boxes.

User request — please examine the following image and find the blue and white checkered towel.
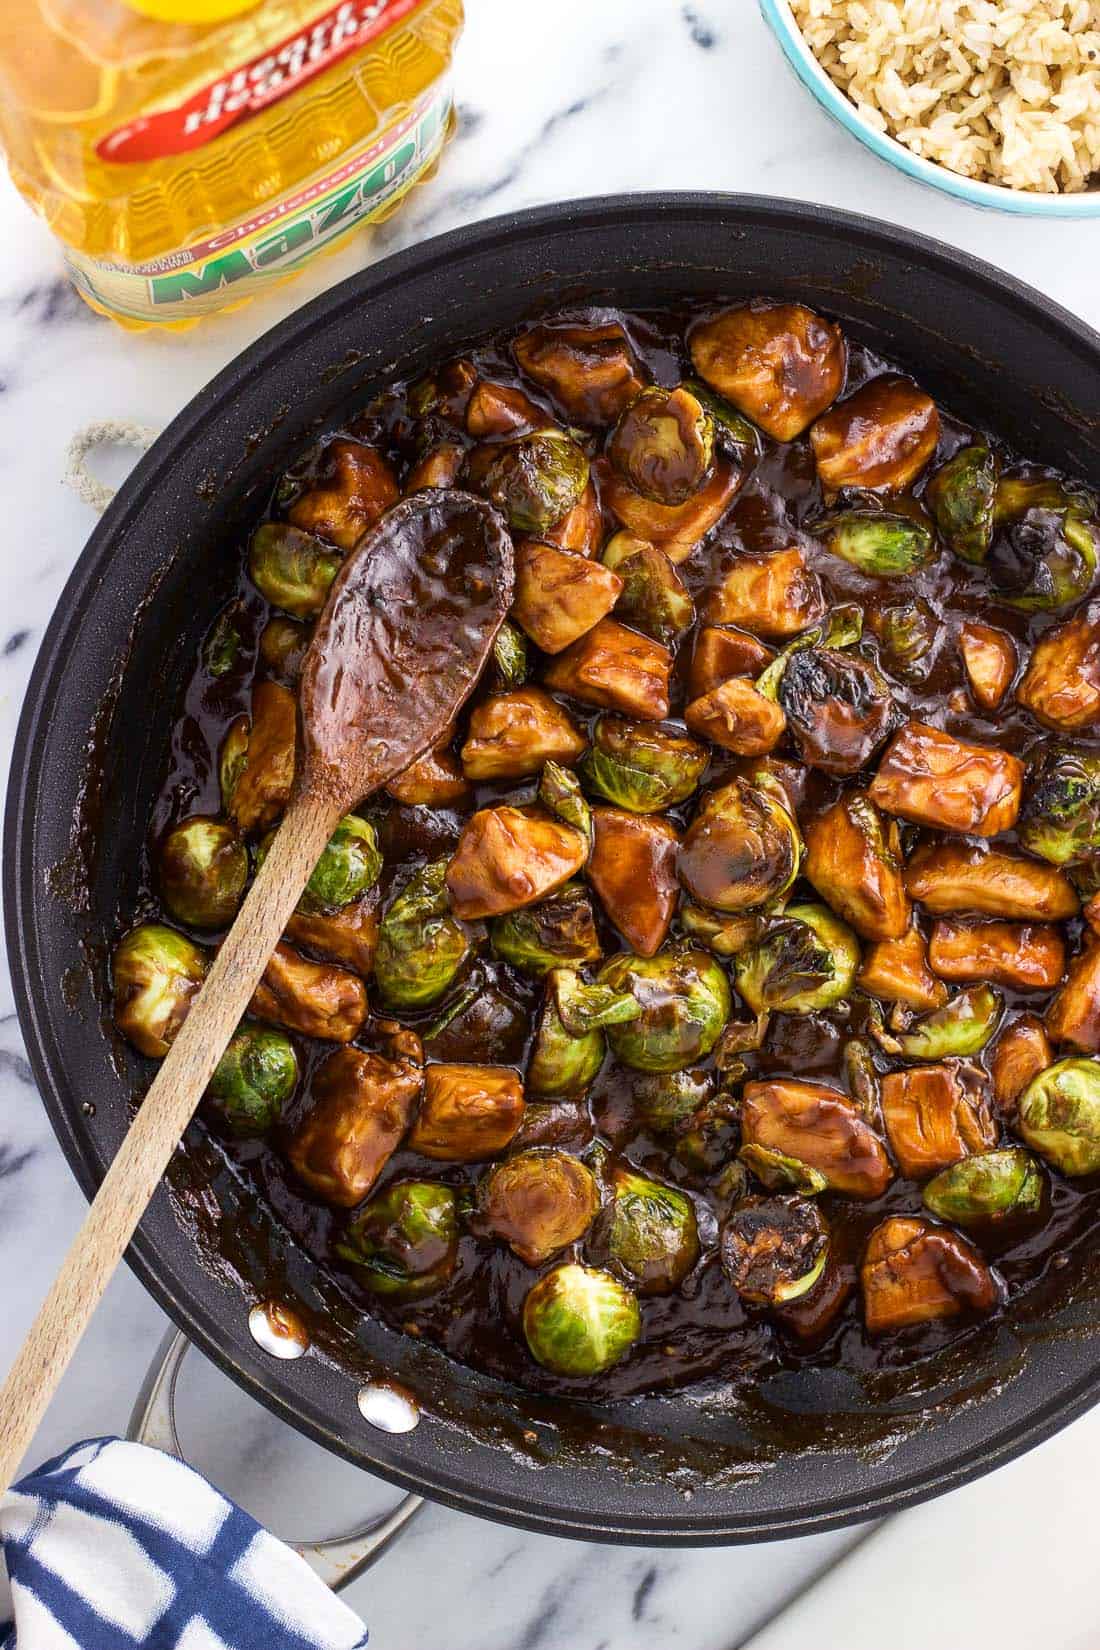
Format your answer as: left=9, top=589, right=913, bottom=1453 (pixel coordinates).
left=0, top=1438, right=369, bottom=1649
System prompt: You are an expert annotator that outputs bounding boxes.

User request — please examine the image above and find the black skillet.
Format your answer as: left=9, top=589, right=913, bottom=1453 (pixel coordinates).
left=8, top=195, right=1100, bottom=1545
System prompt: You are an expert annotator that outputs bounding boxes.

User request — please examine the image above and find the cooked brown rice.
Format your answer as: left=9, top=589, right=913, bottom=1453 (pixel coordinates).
left=788, top=0, right=1100, bottom=194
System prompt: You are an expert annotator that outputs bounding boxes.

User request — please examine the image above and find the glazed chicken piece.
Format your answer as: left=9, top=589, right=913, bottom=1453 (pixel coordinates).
left=704, top=546, right=824, bottom=638
left=446, top=807, right=588, bottom=919
left=740, top=1078, right=893, bottom=1198
left=408, top=1064, right=526, bottom=1161
left=989, top=1015, right=1052, bottom=1117
left=861, top=1216, right=998, bottom=1334
left=250, top=942, right=367, bottom=1043
left=588, top=807, right=680, bottom=956
left=880, top=1061, right=997, bottom=1179
left=904, top=841, right=1079, bottom=921
left=869, top=722, right=1023, bottom=837
left=803, top=791, right=909, bottom=942
left=810, top=376, right=940, bottom=494
left=689, top=301, right=846, bottom=441
left=512, top=541, right=623, bottom=653
left=542, top=618, right=673, bottom=719
left=284, top=1047, right=422, bottom=1206
left=288, top=439, right=399, bottom=550
left=460, top=687, right=586, bottom=781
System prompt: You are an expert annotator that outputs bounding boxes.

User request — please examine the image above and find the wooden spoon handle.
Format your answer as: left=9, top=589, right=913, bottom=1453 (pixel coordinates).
left=0, top=790, right=337, bottom=1492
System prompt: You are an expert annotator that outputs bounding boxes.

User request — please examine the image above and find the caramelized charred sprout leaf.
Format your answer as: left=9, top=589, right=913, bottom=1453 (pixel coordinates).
left=679, top=905, right=765, bottom=957
left=522, top=1262, right=641, bottom=1376
left=1019, top=746, right=1100, bottom=867
left=601, top=532, right=695, bottom=648
left=478, top=1149, right=600, bottom=1265
left=206, top=1021, right=298, bottom=1137
left=923, top=1148, right=1044, bottom=1227
left=581, top=715, right=708, bottom=813
left=925, top=443, right=998, bottom=564
left=336, top=1181, right=458, bottom=1296
left=591, top=1164, right=700, bottom=1294
left=895, top=985, right=1002, bottom=1060
left=113, top=923, right=208, bottom=1058
left=491, top=882, right=601, bottom=977
left=679, top=773, right=802, bottom=914
left=599, top=947, right=731, bottom=1073
left=527, top=995, right=605, bottom=1097
left=490, top=619, right=528, bottom=690
left=538, top=761, right=592, bottom=852
left=470, top=429, right=589, bottom=533
left=248, top=522, right=341, bottom=619
left=734, top=903, right=860, bottom=1016
left=219, top=716, right=250, bottom=815
left=739, top=1143, right=829, bottom=1196
left=990, top=476, right=1099, bottom=611
left=159, top=816, right=248, bottom=930
left=721, top=1195, right=830, bottom=1307
left=551, top=966, right=642, bottom=1035
left=777, top=646, right=893, bottom=776
left=607, top=385, right=715, bottom=505
left=813, top=500, right=936, bottom=576
left=375, top=860, right=471, bottom=1010
left=1017, top=1057, right=1100, bottom=1175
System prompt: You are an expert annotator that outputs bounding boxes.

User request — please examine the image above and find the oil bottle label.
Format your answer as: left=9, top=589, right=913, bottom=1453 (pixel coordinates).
left=97, top=0, right=426, bottom=163
left=65, top=89, right=449, bottom=324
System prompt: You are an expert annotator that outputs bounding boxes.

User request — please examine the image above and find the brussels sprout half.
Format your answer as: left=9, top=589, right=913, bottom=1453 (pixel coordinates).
left=113, top=923, right=208, bottom=1058
left=159, top=816, right=248, bottom=930
left=777, top=647, right=894, bottom=776
left=581, top=716, right=708, bottom=814
left=721, top=1195, right=830, bottom=1308
left=1019, top=746, right=1100, bottom=868
left=302, top=815, right=381, bottom=913
left=469, top=429, right=589, bottom=533
left=925, top=443, right=998, bottom=564
left=248, top=522, right=342, bottom=619
left=491, top=882, right=601, bottom=977
left=599, top=947, right=731, bottom=1073
left=895, top=985, right=1002, bottom=1061
left=679, top=774, right=803, bottom=914
left=601, top=532, right=695, bottom=650
left=1017, top=1057, right=1100, bottom=1175
left=813, top=501, right=936, bottom=577
left=734, top=903, right=860, bottom=1017
left=527, top=995, right=605, bottom=1098
left=206, top=1021, right=298, bottom=1136
left=591, top=1164, right=700, bottom=1294
left=923, top=1148, right=1045, bottom=1227
left=336, top=1181, right=459, bottom=1296
left=867, top=597, right=941, bottom=684
left=478, top=1149, right=600, bottom=1264
left=989, top=476, right=1100, bottom=612
left=375, top=860, right=471, bottom=1010
left=522, top=1262, right=641, bottom=1376
left=607, top=385, right=715, bottom=505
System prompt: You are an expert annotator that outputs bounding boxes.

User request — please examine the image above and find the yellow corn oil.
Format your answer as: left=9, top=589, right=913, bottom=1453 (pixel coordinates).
left=0, top=0, right=462, bottom=327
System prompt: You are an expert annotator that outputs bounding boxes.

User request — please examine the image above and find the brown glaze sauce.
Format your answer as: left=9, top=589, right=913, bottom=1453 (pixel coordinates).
left=135, top=303, right=1100, bottom=1407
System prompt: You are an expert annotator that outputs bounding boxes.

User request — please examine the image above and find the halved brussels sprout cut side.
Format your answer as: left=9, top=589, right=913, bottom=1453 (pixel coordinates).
left=734, top=903, right=860, bottom=1016
left=600, top=948, right=731, bottom=1073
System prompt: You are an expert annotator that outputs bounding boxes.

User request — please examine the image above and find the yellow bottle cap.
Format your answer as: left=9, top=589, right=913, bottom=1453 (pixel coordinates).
left=119, top=0, right=263, bottom=20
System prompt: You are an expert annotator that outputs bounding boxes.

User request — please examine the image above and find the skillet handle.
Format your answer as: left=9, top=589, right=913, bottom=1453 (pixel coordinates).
left=127, top=1329, right=423, bottom=1593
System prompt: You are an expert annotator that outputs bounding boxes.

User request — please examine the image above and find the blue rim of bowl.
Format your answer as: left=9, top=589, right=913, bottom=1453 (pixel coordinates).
left=759, top=0, right=1100, bottom=218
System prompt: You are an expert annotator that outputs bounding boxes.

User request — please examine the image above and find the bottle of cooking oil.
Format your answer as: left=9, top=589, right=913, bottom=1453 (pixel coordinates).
left=0, top=0, right=461, bottom=328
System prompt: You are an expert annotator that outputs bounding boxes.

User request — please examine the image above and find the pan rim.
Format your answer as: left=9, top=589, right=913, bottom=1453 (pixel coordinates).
left=8, top=190, right=1100, bottom=1543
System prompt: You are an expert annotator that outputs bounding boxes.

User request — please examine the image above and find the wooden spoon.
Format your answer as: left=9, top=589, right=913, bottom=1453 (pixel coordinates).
left=0, top=490, right=513, bottom=1489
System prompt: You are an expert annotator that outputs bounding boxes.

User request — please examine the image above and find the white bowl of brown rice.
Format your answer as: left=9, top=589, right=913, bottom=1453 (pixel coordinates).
left=760, top=0, right=1100, bottom=214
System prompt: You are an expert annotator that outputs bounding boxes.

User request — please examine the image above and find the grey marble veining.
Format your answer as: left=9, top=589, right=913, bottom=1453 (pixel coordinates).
left=2, top=1, right=1100, bottom=1645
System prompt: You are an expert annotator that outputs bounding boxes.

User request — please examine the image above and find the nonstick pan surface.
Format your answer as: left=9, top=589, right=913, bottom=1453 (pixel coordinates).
left=8, top=195, right=1100, bottom=1544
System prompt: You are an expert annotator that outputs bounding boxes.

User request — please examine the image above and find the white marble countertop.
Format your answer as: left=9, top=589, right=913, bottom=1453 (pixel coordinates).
left=3, top=2, right=1100, bottom=1646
